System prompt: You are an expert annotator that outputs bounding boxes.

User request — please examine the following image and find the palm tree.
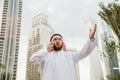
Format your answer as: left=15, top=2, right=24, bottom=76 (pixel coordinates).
left=98, top=0, right=120, bottom=40
left=98, top=1, right=120, bottom=79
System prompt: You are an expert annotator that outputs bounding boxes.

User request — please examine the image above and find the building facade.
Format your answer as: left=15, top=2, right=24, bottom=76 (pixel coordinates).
left=84, top=18, right=104, bottom=80
left=0, top=0, right=22, bottom=80
left=98, top=20, right=119, bottom=80
left=26, top=13, right=54, bottom=80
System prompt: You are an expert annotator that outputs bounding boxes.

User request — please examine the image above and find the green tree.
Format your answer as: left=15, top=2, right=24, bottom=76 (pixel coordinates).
left=0, top=63, right=4, bottom=68
left=102, top=35, right=120, bottom=80
left=107, top=74, right=120, bottom=80
left=98, top=1, right=120, bottom=80
left=98, top=0, right=120, bottom=40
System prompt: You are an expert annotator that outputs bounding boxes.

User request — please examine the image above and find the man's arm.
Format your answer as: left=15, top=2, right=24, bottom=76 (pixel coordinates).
left=72, top=24, right=97, bottom=63
left=30, top=48, right=48, bottom=65
left=72, top=38, right=96, bottom=63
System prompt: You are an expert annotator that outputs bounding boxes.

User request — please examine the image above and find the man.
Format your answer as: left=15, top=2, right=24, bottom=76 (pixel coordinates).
left=30, top=24, right=97, bottom=80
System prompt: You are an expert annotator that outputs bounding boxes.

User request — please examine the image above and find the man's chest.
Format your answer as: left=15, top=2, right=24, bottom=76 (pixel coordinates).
left=44, top=53, right=74, bottom=67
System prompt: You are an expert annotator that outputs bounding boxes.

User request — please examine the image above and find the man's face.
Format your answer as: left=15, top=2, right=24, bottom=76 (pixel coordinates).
left=51, top=35, right=63, bottom=51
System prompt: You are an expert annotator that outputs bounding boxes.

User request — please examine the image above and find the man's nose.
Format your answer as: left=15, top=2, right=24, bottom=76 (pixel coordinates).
left=56, top=40, right=60, bottom=43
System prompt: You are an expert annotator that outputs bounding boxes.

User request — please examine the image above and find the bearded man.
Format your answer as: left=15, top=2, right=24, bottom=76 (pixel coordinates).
left=30, top=24, right=97, bottom=80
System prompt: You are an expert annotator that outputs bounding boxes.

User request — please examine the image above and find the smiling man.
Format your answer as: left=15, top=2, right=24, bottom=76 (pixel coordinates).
left=30, top=24, right=97, bottom=80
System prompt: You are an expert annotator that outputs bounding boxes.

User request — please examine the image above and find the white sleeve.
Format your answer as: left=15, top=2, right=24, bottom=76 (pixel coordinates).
left=30, top=48, right=48, bottom=66
left=72, top=38, right=96, bottom=63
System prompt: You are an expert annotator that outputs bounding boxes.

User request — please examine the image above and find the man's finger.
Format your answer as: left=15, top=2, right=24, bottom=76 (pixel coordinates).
left=93, top=24, right=97, bottom=33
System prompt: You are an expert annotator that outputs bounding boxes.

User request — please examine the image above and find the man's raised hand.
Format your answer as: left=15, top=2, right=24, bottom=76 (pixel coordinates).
left=89, top=24, right=97, bottom=39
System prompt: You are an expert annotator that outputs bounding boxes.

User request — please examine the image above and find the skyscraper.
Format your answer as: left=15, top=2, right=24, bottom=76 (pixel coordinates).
left=98, top=20, right=119, bottom=80
left=0, top=0, right=22, bottom=80
left=26, top=13, right=54, bottom=80
left=82, top=17, right=102, bottom=80
left=87, top=18, right=104, bottom=80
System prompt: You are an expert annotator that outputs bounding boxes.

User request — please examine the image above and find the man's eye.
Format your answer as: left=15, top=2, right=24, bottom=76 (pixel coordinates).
left=53, top=38, right=57, bottom=41
left=59, top=38, right=61, bottom=40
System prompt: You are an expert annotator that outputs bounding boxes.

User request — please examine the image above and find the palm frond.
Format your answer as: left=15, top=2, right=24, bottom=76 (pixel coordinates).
left=98, top=1, right=120, bottom=40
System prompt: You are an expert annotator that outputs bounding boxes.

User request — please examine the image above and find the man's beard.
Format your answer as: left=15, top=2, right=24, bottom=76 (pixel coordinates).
left=53, top=45, right=62, bottom=51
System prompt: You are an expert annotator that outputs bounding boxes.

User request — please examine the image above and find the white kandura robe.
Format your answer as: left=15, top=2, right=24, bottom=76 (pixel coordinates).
left=30, top=39, right=96, bottom=80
